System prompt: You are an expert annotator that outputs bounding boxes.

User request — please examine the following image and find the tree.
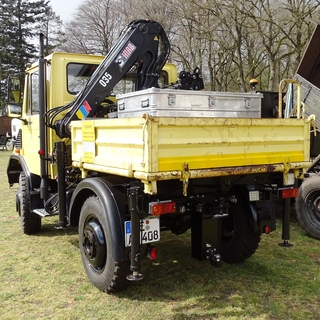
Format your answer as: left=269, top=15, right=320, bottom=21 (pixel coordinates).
left=279, top=0, right=319, bottom=73
left=0, top=0, right=49, bottom=112
left=60, top=0, right=124, bottom=54
left=53, top=0, right=320, bottom=92
left=39, top=6, right=65, bottom=55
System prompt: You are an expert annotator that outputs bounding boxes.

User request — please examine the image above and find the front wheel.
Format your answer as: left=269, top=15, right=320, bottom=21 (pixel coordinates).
left=296, top=175, right=320, bottom=240
left=221, top=189, right=261, bottom=263
left=79, top=196, right=129, bottom=292
left=18, top=172, right=41, bottom=234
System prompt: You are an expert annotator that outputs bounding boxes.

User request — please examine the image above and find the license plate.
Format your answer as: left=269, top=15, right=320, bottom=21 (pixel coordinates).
left=124, top=218, right=160, bottom=247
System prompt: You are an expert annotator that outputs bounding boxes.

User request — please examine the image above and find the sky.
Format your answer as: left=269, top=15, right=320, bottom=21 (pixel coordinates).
left=50, top=0, right=81, bottom=22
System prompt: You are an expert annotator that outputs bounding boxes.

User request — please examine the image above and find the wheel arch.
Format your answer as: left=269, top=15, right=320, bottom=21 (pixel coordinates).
left=69, top=177, right=126, bottom=262
left=233, top=185, right=275, bottom=234
left=7, top=154, right=40, bottom=191
left=7, top=154, right=26, bottom=185
left=221, top=185, right=261, bottom=262
left=232, top=186, right=256, bottom=225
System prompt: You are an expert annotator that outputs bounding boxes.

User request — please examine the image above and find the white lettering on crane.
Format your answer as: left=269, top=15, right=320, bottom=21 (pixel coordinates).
left=121, top=42, right=136, bottom=59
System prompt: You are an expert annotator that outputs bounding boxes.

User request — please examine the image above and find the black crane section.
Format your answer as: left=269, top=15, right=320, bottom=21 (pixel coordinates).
left=49, top=19, right=170, bottom=138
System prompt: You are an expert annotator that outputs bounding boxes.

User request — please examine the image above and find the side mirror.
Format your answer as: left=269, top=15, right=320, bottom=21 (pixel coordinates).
left=5, top=104, right=22, bottom=118
left=7, top=76, right=22, bottom=105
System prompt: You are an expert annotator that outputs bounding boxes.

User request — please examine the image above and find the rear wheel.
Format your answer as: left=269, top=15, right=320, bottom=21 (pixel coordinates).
left=296, top=175, right=320, bottom=240
left=79, top=196, right=129, bottom=292
left=19, top=172, right=41, bottom=234
left=221, top=189, right=260, bottom=263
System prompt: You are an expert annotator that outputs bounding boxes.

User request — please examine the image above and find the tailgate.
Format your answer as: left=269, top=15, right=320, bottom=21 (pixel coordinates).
left=71, top=116, right=311, bottom=176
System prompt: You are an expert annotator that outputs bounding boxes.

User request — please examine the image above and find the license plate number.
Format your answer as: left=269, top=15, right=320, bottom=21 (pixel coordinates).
left=124, top=218, right=160, bottom=247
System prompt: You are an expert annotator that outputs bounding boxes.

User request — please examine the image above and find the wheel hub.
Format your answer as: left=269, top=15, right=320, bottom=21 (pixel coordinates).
left=313, top=196, right=320, bottom=213
left=82, top=219, right=106, bottom=270
left=308, top=195, right=320, bottom=220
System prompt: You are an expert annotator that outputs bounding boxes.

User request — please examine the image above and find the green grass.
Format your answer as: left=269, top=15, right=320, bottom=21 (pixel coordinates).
left=1, top=150, right=320, bottom=319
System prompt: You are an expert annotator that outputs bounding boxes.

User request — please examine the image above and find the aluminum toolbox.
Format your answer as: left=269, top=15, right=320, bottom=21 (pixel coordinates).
left=117, top=87, right=262, bottom=118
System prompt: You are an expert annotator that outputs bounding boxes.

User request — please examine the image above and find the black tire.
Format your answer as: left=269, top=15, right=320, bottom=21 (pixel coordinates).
left=221, top=189, right=261, bottom=263
left=19, top=172, right=41, bottom=234
left=79, top=196, right=129, bottom=292
left=296, top=175, right=320, bottom=240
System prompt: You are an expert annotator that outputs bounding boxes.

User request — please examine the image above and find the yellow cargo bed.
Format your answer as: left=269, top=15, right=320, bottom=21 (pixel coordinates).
left=71, top=115, right=313, bottom=194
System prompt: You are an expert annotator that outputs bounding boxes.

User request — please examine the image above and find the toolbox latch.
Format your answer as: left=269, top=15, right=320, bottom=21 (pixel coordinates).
left=168, top=94, right=176, bottom=106
left=208, top=95, right=215, bottom=108
left=245, top=98, right=251, bottom=108
left=141, top=99, right=149, bottom=108
left=118, top=102, right=125, bottom=111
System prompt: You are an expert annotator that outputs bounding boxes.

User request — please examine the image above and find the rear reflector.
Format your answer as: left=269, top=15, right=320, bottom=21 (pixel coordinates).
left=278, top=188, right=298, bottom=199
left=148, top=246, right=158, bottom=261
left=149, top=201, right=176, bottom=215
left=264, top=225, right=271, bottom=234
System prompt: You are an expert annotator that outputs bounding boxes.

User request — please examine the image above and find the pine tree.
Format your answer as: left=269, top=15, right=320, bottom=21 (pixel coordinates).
left=0, top=0, right=48, bottom=111
left=40, top=6, right=65, bottom=56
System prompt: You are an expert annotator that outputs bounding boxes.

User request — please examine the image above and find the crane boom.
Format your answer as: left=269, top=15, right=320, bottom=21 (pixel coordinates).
left=53, top=19, right=170, bottom=138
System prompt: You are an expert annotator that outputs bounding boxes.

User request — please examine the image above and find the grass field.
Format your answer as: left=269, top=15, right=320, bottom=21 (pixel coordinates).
left=1, top=150, right=320, bottom=319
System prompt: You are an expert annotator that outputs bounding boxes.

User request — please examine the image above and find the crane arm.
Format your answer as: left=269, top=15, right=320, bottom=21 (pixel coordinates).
left=53, top=19, right=170, bottom=138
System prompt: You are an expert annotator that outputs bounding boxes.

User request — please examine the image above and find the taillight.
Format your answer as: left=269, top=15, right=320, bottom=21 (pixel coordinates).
left=278, top=188, right=298, bottom=199
left=149, top=201, right=176, bottom=215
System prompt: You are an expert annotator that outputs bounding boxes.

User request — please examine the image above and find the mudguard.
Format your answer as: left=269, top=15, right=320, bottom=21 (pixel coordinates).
left=7, top=154, right=28, bottom=185
left=7, top=154, right=43, bottom=211
left=250, top=199, right=276, bottom=234
left=68, top=177, right=125, bottom=262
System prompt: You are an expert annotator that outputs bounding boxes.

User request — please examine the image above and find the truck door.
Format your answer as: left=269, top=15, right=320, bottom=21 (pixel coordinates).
left=21, top=70, right=41, bottom=176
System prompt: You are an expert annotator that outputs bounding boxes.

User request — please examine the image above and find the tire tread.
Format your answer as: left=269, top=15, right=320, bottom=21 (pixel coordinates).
left=19, top=172, right=41, bottom=234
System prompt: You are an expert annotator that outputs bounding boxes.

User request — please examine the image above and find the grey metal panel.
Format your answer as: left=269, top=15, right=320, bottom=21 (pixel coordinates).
left=295, top=74, right=320, bottom=129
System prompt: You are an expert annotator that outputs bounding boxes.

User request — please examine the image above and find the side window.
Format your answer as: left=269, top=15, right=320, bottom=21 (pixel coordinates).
left=26, top=72, right=39, bottom=115
left=31, top=73, right=39, bottom=114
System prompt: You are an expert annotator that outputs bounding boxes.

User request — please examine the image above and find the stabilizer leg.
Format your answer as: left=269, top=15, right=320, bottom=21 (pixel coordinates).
left=279, top=198, right=293, bottom=247
left=126, top=187, right=145, bottom=281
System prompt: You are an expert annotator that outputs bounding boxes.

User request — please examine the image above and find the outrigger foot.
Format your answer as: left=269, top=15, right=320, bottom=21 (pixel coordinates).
left=278, top=239, right=293, bottom=247
left=126, top=272, right=145, bottom=282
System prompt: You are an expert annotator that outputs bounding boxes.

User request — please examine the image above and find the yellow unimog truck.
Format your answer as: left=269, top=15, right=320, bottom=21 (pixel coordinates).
left=6, top=19, right=314, bottom=293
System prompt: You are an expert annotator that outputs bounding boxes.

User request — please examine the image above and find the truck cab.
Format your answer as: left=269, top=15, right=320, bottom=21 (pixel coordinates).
left=10, top=52, right=177, bottom=179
